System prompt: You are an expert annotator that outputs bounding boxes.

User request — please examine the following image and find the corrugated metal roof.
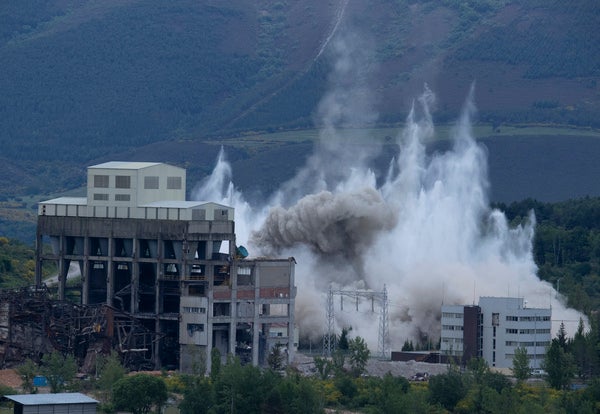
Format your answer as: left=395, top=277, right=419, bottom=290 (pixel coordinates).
left=139, top=200, right=232, bottom=209
left=40, top=197, right=87, bottom=205
left=4, top=393, right=98, bottom=405
left=89, top=161, right=162, bottom=170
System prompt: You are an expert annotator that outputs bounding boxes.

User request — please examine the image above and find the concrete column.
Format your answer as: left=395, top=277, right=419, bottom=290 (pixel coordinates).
left=229, top=259, right=237, bottom=357
left=252, top=265, right=261, bottom=366
left=106, top=237, right=114, bottom=306
left=35, top=232, right=43, bottom=288
left=206, top=254, right=214, bottom=374
left=131, top=237, right=138, bottom=313
left=154, top=318, right=161, bottom=370
left=156, top=236, right=162, bottom=315
left=287, top=261, right=296, bottom=364
left=58, top=235, right=66, bottom=301
left=82, top=236, right=89, bottom=305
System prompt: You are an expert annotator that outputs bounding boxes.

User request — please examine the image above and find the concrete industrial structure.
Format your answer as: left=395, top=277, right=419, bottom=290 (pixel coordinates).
left=441, top=297, right=551, bottom=369
left=34, top=162, right=296, bottom=372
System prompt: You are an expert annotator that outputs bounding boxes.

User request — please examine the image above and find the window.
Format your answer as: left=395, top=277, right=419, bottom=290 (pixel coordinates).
left=167, top=176, right=182, bottom=189
left=183, top=307, right=206, bottom=313
left=94, top=175, right=109, bottom=188
left=93, top=193, right=109, bottom=201
left=492, top=313, right=499, bottom=326
left=192, top=209, right=206, bottom=220
left=506, top=328, right=518, bottom=334
left=115, top=194, right=130, bottom=201
left=506, top=316, right=518, bottom=321
left=115, top=175, right=131, bottom=188
left=187, top=323, right=204, bottom=337
left=144, top=176, right=159, bottom=189
left=442, top=325, right=463, bottom=331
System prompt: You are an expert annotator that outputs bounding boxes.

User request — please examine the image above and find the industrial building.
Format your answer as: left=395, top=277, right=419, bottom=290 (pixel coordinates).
left=441, top=297, right=551, bottom=369
left=34, top=162, right=296, bottom=372
left=4, top=393, right=98, bottom=414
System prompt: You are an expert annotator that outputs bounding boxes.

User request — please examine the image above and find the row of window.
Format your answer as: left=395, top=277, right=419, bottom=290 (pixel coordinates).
left=442, top=325, right=464, bottom=331
left=506, top=328, right=551, bottom=335
left=93, top=175, right=182, bottom=190
left=93, top=193, right=130, bottom=201
left=505, top=341, right=551, bottom=347
left=183, top=306, right=206, bottom=314
left=441, top=338, right=464, bottom=343
left=506, top=315, right=551, bottom=322
left=442, top=312, right=464, bottom=319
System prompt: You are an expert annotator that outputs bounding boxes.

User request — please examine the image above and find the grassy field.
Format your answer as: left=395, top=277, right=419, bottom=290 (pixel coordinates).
left=215, top=124, right=600, bottom=148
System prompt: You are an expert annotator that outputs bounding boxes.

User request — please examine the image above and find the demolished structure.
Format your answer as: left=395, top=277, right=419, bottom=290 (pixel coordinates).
left=30, top=161, right=296, bottom=372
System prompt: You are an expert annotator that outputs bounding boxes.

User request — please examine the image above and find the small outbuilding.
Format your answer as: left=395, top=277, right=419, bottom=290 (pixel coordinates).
left=4, top=393, right=98, bottom=414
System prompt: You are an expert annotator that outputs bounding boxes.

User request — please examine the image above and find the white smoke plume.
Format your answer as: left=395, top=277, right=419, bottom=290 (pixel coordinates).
left=192, top=36, right=584, bottom=351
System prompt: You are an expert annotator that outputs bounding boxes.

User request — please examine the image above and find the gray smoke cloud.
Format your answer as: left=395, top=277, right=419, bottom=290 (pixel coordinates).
left=192, top=25, right=584, bottom=350
left=251, top=188, right=397, bottom=280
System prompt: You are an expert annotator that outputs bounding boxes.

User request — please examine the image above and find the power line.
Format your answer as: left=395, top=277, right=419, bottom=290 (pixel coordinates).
left=324, top=285, right=390, bottom=359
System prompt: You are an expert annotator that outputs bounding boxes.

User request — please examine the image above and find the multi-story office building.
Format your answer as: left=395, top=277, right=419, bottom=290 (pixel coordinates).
left=441, top=297, right=551, bottom=369
left=35, top=161, right=296, bottom=372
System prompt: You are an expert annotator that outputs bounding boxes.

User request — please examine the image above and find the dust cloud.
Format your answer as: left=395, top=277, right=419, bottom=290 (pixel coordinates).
left=192, top=35, right=583, bottom=351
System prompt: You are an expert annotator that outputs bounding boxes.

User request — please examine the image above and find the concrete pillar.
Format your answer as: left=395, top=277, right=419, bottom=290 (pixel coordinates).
left=106, top=237, right=114, bottom=306
left=229, top=260, right=237, bottom=357
left=131, top=237, right=138, bottom=313
left=82, top=236, right=89, bottom=305
left=252, top=265, right=261, bottom=366
left=287, top=261, right=296, bottom=364
left=156, top=236, right=162, bottom=314
left=58, top=235, right=66, bottom=301
left=35, top=232, right=43, bottom=288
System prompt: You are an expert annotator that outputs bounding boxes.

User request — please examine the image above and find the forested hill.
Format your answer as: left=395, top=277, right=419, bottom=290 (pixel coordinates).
left=499, top=197, right=600, bottom=315
left=0, top=0, right=599, bottom=200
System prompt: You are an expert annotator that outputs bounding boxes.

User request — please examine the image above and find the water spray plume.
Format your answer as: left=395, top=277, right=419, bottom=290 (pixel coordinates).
left=193, top=89, right=583, bottom=352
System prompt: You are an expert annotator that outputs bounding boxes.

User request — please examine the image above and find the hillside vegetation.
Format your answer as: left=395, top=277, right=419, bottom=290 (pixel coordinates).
left=0, top=0, right=598, bottom=201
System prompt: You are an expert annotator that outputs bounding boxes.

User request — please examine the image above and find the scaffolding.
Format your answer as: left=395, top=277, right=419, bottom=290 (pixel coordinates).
left=323, top=285, right=390, bottom=359
left=0, top=285, right=161, bottom=371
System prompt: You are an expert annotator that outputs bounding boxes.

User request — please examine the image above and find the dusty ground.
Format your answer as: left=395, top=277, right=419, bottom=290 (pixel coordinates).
left=0, top=369, right=22, bottom=391
left=292, top=353, right=449, bottom=378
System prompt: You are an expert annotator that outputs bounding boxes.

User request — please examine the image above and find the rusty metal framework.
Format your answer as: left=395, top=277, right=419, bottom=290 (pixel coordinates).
left=0, top=285, right=161, bottom=372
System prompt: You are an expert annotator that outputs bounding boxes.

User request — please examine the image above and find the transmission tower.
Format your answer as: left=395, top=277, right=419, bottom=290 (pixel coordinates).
left=377, top=285, right=390, bottom=359
left=323, top=285, right=335, bottom=357
left=323, top=285, right=390, bottom=359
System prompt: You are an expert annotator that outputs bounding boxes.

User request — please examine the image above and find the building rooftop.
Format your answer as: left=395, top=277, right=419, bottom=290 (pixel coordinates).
left=4, top=393, right=98, bottom=405
left=90, top=161, right=163, bottom=170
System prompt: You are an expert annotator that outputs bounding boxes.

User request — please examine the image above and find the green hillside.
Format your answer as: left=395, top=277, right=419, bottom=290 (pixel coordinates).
left=0, top=0, right=599, bottom=244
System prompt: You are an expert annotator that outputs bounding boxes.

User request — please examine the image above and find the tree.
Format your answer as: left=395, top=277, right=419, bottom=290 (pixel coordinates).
left=212, top=356, right=265, bottom=414
left=267, top=343, right=285, bottom=371
left=428, top=365, right=467, bottom=411
left=348, top=336, right=370, bottom=377
left=96, top=352, right=126, bottom=401
left=543, top=338, right=575, bottom=390
left=210, top=347, right=222, bottom=381
left=338, top=327, right=351, bottom=351
left=571, top=317, right=591, bottom=379
left=313, top=356, right=333, bottom=380
left=40, top=351, right=77, bottom=393
left=179, top=377, right=214, bottom=414
left=511, top=347, right=531, bottom=382
left=16, top=358, right=38, bottom=393
left=112, top=374, right=167, bottom=414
